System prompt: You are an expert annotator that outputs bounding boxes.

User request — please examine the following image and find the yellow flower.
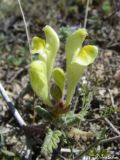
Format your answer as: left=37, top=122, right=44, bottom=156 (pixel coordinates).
left=32, top=36, right=45, bottom=54
left=65, top=28, right=98, bottom=106
left=29, top=25, right=60, bottom=105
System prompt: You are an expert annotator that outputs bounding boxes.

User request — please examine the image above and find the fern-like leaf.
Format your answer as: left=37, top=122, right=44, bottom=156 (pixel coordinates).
left=35, top=106, right=53, bottom=121
left=57, top=108, right=88, bottom=126
left=41, top=129, right=62, bottom=158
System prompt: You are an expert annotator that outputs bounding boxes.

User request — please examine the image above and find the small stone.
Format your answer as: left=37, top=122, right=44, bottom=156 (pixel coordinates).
left=23, top=94, right=33, bottom=101
left=94, top=114, right=100, bottom=119
left=10, top=136, right=17, bottom=144
left=104, top=50, right=112, bottom=57
left=111, top=87, right=119, bottom=95
left=99, top=88, right=106, bottom=97
left=114, top=70, right=120, bottom=83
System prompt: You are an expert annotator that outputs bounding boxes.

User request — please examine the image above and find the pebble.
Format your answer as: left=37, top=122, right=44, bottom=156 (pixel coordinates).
left=104, top=50, right=112, bottom=57
left=114, top=70, right=120, bottom=83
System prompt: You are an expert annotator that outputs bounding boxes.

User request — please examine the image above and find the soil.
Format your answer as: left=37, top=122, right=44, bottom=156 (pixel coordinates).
left=0, top=0, right=120, bottom=159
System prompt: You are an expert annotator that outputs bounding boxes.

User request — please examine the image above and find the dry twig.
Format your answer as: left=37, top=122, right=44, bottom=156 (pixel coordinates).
left=0, top=82, right=26, bottom=127
left=7, top=65, right=29, bottom=83
left=84, top=0, right=90, bottom=28
left=74, top=135, right=120, bottom=160
left=17, top=0, right=31, bottom=60
left=104, top=117, right=120, bottom=135
left=0, top=82, right=33, bottom=160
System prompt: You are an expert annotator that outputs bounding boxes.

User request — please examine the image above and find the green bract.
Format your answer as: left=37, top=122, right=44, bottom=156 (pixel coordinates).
left=29, top=25, right=98, bottom=114
left=29, top=60, right=50, bottom=105
left=52, top=67, right=65, bottom=93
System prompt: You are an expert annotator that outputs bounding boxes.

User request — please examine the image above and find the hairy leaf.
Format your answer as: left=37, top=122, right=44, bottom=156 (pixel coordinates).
left=56, top=108, right=88, bottom=126
left=35, top=106, right=53, bottom=121
left=41, top=129, right=62, bottom=158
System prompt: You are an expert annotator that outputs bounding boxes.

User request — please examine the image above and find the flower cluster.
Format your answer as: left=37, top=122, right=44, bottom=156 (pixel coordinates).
left=29, top=25, right=98, bottom=115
